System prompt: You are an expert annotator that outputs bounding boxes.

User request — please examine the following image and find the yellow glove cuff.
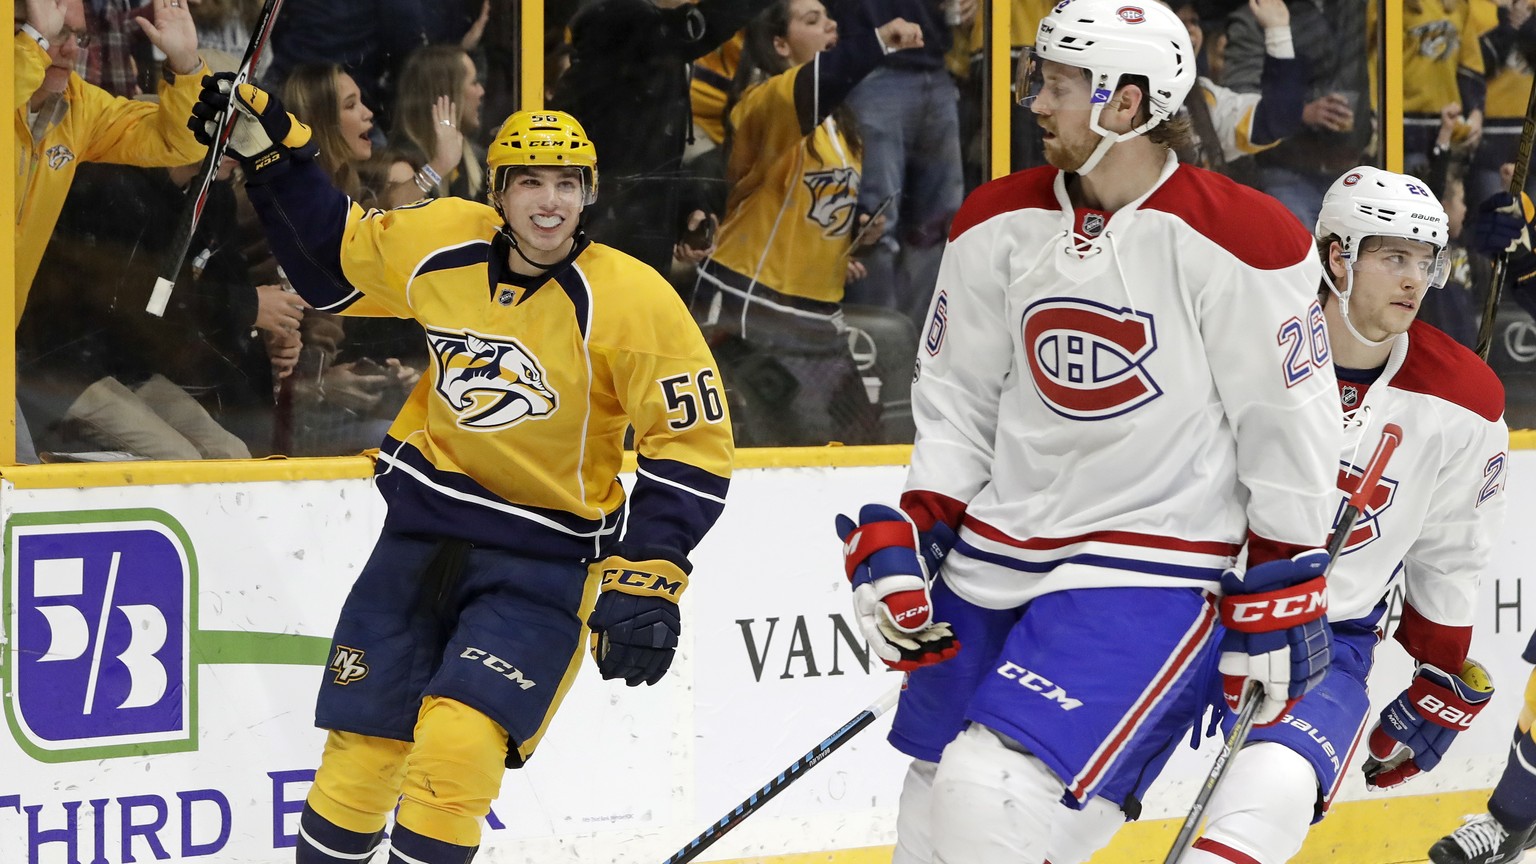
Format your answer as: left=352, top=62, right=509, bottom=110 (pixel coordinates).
left=1460, top=658, right=1494, bottom=694
left=235, top=82, right=313, bottom=149
left=590, top=556, right=689, bottom=602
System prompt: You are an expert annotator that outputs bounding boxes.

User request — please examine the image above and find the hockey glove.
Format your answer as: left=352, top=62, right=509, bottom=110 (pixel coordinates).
left=187, top=72, right=314, bottom=179
left=586, top=555, right=688, bottom=687
left=1473, top=192, right=1533, bottom=258
left=1217, top=549, right=1331, bottom=726
left=835, top=503, right=959, bottom=672
left=1363, top=659, right=1495, bottom=789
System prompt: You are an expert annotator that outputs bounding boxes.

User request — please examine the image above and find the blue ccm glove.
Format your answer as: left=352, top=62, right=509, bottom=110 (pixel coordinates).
left=835, top=504, right=959, bottom=671
left=1217, top=549, right=1332, bottom=726
left=188, top=72, right=315, bottom=179
left=586, top=555, right=688, bottom=686
left=1363, top=659, right=1495, bottom=789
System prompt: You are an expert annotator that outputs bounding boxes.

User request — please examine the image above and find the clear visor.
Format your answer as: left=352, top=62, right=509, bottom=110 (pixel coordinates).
left=1016, top=48, right=1104, bottom=111
left=1349, top=238, right=1450, bottom=289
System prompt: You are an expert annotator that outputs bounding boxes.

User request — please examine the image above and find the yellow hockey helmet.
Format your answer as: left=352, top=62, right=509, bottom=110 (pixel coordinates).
left=487, top=110, right=598, bottom=206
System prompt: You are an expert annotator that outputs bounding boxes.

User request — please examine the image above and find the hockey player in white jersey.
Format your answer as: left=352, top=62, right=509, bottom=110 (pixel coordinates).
left=832, top=1, right=1342, bottom=861
left=1047, top=168, right=1510, bottom=864
left=1156, top=170, right=1509, bottom=864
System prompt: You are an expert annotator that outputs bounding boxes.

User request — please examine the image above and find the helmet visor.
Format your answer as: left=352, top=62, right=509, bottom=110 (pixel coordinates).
left=1016, top=48, right=1096, bottom=110
left=1350, top=237, right=1450, bottom=289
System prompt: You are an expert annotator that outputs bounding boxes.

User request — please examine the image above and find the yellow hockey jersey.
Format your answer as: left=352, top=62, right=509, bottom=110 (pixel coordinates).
left=690, top=32, right=743, bottom=145
left=1399, top=0, right=1486, bottom=115
left=247, top=159, right=733, bottom=565
left=707, top=67, right=860, bottom=305
left=12, top=33, right=208, bottom=317
left=1469, top=0, right=1532, bottom=120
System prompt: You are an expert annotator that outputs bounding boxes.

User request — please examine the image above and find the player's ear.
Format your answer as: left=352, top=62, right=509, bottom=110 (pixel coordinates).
left=1328, top=241, right=1348, bottom=280
left=1109, top=83, right=1144, bottom=125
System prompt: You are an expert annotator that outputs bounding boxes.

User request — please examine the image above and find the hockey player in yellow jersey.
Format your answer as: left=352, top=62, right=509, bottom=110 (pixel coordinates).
left=692, top=0, right=922, bottom=445
left=189, top=85, right=733, bottom=864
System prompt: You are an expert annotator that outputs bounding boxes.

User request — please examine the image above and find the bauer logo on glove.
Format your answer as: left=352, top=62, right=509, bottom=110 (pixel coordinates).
left=1363, top=659, right=1494, bottom=789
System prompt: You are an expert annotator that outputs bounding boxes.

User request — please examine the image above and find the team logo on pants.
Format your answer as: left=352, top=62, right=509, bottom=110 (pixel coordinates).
left=1021, top=298, right=1161, bottom=419
left=328, top=646, right=370, bottom=685
left=427, top=328, right=559, bottom=430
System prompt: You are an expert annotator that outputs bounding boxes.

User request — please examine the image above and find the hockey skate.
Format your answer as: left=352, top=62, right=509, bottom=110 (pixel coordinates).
left=1429, top=813, right=1536, bottom=864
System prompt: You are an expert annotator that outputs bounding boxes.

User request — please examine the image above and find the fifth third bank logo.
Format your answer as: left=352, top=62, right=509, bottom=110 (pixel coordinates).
left=5, top=509, right=194, bottom=762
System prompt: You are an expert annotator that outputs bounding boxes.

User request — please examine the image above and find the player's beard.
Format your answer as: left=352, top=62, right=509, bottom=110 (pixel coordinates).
left=1038, top=115, right=1102, bottom=174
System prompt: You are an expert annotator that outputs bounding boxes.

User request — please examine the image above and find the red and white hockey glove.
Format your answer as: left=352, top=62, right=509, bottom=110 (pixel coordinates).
left=1363, top=660, right=1495, bottom=789
left=836, top=504, right=959, bottom=671
left=1217, top=549, right=1332, bottom=726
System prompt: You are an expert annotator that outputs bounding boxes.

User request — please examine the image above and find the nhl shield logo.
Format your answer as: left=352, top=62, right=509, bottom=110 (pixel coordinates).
left=1340, top=384, right=1359, bottom=408
left=1082, top=213, right=1106, bottom=237
left=497, top=287, right=516, bottom=306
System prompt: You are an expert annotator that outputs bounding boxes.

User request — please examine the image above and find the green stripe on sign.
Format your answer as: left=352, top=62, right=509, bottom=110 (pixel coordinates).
left=193, top=630, right=333, bottom=665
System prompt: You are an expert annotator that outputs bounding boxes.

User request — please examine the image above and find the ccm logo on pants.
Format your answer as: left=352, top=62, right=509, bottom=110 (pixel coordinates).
left=996, top=662, right=1083, bottom=710
left=460, top=647, right=538, bottom=690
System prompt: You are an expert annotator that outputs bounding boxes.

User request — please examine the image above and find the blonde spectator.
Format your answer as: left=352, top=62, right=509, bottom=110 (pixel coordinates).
left=280, top=63, right=375, bottom=201
left=389, top=44, right=486, bottom=202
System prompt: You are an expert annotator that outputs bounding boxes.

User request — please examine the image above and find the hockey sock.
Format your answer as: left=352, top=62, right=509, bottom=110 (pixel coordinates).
left=892, top=759, right=938, bottom=864
left=1185, top=742, right=1317, bottom=864
left=307, top=730, right=413, bottom=834
left=294, top=803, right=383, bottom=864
left=397, top=696, right=510, bottom=847
left=929, top=724, right=1064, bottom=863
left=1047, top=796, right=1128, bottom=864
left=1489, top=727, right=1536, bottom=835
left=386, top=822, right=478, bottom=864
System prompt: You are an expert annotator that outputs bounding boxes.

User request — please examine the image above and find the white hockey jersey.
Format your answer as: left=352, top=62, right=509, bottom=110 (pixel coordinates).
left=904, top=153, right=1342, bottom=610
left=1329, top=320, right=1508, bottom=671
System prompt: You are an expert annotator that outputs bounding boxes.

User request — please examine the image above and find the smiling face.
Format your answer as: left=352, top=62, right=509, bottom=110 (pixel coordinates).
left=1329, top=236, right=1441, bottom=342
left=774, top=0, right=838, bottom=66
left=497, top=166, right=585, bottom=266
left=336, top=73, right=374, bottom=161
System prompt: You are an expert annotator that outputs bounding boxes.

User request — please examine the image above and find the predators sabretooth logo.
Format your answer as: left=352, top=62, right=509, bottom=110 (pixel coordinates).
left=803, top=167, right=858, bottom=238
left=427, top=328, right=558, bottom=430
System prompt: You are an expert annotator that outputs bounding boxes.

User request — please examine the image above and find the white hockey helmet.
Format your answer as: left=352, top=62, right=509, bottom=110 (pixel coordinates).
left=1315, top=166, right=1450, bottom=289
left=1030, top=0, right=1197, bottom=140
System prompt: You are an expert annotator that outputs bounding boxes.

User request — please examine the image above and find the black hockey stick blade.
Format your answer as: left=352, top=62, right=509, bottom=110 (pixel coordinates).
left=661, top=686, right=900, bottom=864
left=1162, top=424, right=1403, bottom=864
left=147, top=0, right=287, bottom=316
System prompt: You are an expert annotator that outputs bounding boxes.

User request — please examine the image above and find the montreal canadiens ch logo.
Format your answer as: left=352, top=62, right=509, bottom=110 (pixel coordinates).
left=1022, top=298, right=1161, bottom=419
left=1117, top=6, right=1145, bottom=23
left=1334, top=462, right=1398, bottom=553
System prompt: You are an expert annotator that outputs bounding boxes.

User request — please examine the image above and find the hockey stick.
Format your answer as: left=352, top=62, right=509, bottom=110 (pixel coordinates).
left=1475, top=79, right=1536, bottom=360
left=1162, top=422, right=1404, bottom=864
left=660, top=685, right=901, bottom=864
left=146, top=0, right=287, bottom=316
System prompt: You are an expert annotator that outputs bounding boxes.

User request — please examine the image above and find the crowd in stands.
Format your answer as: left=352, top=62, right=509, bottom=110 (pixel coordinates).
left=13, top=0, right=1536, bottom=460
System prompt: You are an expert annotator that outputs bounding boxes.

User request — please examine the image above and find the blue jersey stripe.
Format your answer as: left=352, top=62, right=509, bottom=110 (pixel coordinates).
left=953, top=538, right=1224, bottom=582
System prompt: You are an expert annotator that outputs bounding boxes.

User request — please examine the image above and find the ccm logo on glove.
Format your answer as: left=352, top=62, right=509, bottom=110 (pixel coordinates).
left=598, top=565, right=686, bottom=598
left=1219, top=577, right=1327, bottom=631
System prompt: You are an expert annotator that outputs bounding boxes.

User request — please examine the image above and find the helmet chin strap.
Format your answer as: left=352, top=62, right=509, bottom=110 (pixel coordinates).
left=1322, top=265, right=1393, bottom=350
left=1073, top=132, right=1119, bottom=177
